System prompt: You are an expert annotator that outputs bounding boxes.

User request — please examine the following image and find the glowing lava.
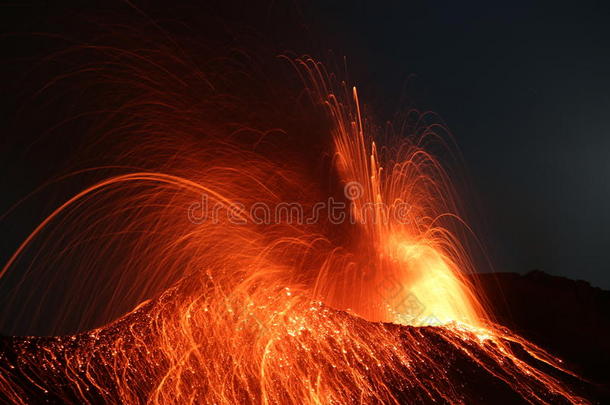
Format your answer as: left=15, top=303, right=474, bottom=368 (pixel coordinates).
left=0, top=47, right=589, bottom=405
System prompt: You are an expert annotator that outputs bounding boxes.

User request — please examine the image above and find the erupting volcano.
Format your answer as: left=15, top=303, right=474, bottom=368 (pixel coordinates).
left=0, top=20, right=597, bottom=405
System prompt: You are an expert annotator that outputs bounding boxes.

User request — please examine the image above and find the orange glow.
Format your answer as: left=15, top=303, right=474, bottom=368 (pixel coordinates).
left=385, top=238, right=483, bottom=326
left=0, top=55, right=589, bottom=404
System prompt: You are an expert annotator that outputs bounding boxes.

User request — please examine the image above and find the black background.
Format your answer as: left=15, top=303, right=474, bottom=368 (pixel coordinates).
left=1, top=0, right=610, bottom=290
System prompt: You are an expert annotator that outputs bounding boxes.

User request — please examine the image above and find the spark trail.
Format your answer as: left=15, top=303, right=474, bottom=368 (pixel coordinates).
left=0, top=44, right=589, bottom=405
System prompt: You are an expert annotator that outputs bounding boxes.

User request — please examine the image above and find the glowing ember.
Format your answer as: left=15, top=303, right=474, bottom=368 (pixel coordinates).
left=0, top=46, right=589, bottom=405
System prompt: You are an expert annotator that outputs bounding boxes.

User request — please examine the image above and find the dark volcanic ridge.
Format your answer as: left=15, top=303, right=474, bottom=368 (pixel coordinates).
left=473, top=270, right=610, bottom=387
left=0, top=270, right=608, bottom=404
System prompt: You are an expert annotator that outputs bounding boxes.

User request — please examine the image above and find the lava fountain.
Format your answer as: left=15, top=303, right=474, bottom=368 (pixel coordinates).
left=0, top=38, right=589, bottom=405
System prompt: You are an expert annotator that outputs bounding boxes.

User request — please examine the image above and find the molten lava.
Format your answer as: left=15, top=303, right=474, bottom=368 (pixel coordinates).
left=0, top=46, right=590, bottom=405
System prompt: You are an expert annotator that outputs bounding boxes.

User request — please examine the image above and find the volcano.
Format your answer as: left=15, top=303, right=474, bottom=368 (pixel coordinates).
left=0, top=270, right=606, bottom=404
left=1, top=7, right=608, bottom=404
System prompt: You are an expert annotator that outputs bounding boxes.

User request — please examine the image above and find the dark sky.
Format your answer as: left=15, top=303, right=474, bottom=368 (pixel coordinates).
left=302, top=1, right=610, bottom=289
left=1, top=1, right=610, bottom=290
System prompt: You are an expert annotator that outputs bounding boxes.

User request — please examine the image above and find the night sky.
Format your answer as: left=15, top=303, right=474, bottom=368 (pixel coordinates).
left=304, top=1, right=610, bottom=289
left=2, top=1, right=610, bottom=289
